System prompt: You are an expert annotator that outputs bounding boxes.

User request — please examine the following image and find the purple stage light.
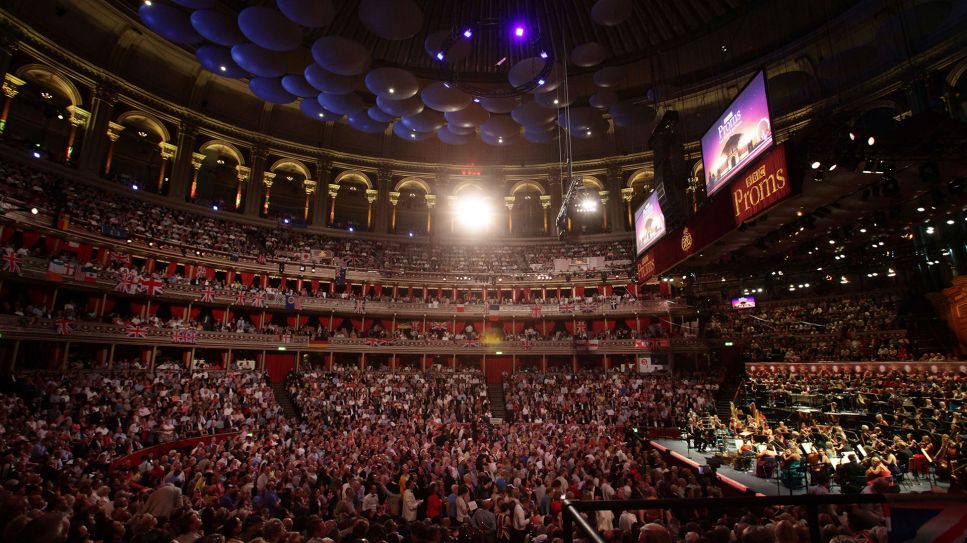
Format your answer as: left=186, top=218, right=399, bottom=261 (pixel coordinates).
left=463, top=28, right=472, bottom=38
left=540, top=51, right=548, bottom=59
left=436, top=51, right=445, bottom=61
left=514, top=25, right=525, bottom=38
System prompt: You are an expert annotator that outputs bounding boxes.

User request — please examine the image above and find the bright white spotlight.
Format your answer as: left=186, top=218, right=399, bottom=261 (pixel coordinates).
left=811, top=161, right=821, bottom=169
left=454, top=195, right=493, bottom=230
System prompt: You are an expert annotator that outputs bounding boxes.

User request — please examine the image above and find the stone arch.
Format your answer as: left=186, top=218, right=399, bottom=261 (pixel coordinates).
left=579, top=175, right=605, bottom=191
left=395, top=176, right=432, bottom=194
left=509, top=180, right=546, bottom=196
left=269, top=158, right=312, bottom=179
left=198, top=139, right=246, bottom=166
left=116, top=110, right=171, bottom=142
left=626, top=169, right=653, bottom=189
left=452, top=180, right=484, bottom=195
left=15, top=64, right=84, bottom=106
left=333, top=169, right=373, bottom=189
left=946, top=56, right=967, bottom=89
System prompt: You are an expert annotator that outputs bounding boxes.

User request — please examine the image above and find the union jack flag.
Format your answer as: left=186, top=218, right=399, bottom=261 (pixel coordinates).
left=558, top=303, right=575, bottom=314
left=575, top=321, right=587, bottom=334
left=250, top=292, right=265, bottom=308
left=172, top=328, right=197, bottom=344
left=199, top=286, right=216, bottom=303
left=885, top=498, right=967, bottom=542
left=410, top=321, right=422, bottom=331
left=114, top=272, right=133, bottom=293
left=429, top=321, right=449, bottom=331
left=126, top=323, right=147, bottom=338
left=353, top=299, right=365, bottom=314
left=1, top=251, right=21, bottom=274
left=530, top=304, right=542, bottom=318
left=55, top=318, right=72, bottom=335
left=580, top=303, right=596, bottom=313
left=141, top=276, right=164, bottom=296
left=233, top=290, right=246, bottom=305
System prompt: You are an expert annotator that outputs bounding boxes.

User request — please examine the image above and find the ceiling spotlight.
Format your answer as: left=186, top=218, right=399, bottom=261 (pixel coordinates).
left=212, top=204, right=219, bottom=211
left=849, top=132, right=856, bottom=141
left=917, top=207, right=925, bottom=212
left=132, top=184, right=139, bottom=191
left=537, top=79, right=545, bottom=86
left=436, top=51, right=445, bottom=61
left=828, top=239, right=835, bottom=244
left=216, top=158, right=225, bottom=165
left=947, top=219, right=955, bottom=225
left=463, top=28, right=473, bottom=39
left=498, top=137, right=503, bottom=143
left=887, top=268, right=896, bottom=277
left=31, top=151, right=41, bottom=158
left=144, top=0, right=151, bottom=4
left=410, top=133, right=416, bottom=138
left=867, top=136, right=875, bottom=146
left=811, top=161, right=821, bottom=169
left=859, top=228, right=867, bottom=233
left=30, top=207, right=38, bottom=215
left=388, top=87, right=395, bottom=94
left=828, top=164, right=838, bottom=171
left=540, top=51, right=548, bottom=59
left=553, top=98, right=559, bottom=105
left=219, top=65, right=227, bottom=72
left=348, top=226, right=354, bottom=232
left=926, top=226, right=935, bottom=234
left=408, top=232, right=414, bottom=237
left=56, top=113, right=64, bottom=120
left=137, top=130, right=148, bottom=138
left=473, top=97, right=481, bottom=103
left=283, top=218, right=290, bottom=224
left=514, top=26, right=525, bottom=38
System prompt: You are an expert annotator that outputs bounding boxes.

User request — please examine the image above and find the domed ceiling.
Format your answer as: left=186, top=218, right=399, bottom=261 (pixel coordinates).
left=125, top=0, right=853, bottom=148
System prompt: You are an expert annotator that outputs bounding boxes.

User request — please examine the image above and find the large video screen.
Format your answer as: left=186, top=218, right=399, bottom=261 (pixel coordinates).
left=634, top=191, right=666, bottom=256
left=701, top=70, right=773, bottom=197
left=731, top=296, right=756, bottom=309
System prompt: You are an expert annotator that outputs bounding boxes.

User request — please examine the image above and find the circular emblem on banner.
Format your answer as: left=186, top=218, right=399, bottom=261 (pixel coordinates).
left=681, top=227, right=693, bottom=253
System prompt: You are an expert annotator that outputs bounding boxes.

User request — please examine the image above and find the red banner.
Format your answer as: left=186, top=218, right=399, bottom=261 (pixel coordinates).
left=730, top=143, right=790, bottom=224
left=637, top=143, right=798, bottom=282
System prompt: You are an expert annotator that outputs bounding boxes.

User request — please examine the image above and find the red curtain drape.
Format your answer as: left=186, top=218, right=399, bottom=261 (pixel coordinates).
left=21, top=231, right=42, bottom=249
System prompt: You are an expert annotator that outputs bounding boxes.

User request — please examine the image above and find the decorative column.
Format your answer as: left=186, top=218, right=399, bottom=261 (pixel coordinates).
left=188, top=152, right=205, bottom=200
left=302, top=179, right=317, bottom=222
left=157, top=142, right=177, bottom=193
left=540, top=195, right=552, bottom=234
left=327, top=183, right=340, bottom=225
left=313, top=160, right=332, bottom=226
left=548, top=173, right=563, bottom=237
left=504, top=196, right=515, bottom=234
left=78, top=86, right=117, bottom=172
left=448, top=195, right=458, bottom=233
left=242, top=146, right=267, bottom=215
left=621, top=187, right=634, bottom=230
left=598, top=190, right=610, bottom=230
left=388, top=191, right=400, bottom=232
left=169, top=123, right=198, bottom=200
left=0, top=74, right=25, bottom=135
left=374, top=169, right=393, bottom=233
left=606, top=164, right=625, bottom=232
left=103, top=122, right=125, bottom=175
left=63, top=105, right=89, bottom=163
left=425, top=194, right=436, bottom=233
left=261, top=171, right=276, bottom=214
left=365, top=189, right=378, bottom=230
left=235, top=165, right=250, bottom=209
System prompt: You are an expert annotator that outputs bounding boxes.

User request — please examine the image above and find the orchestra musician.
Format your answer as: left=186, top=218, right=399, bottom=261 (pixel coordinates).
left=936, top=434, right=959, bottom=481
left=865, top=456, right=892, bottom=481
